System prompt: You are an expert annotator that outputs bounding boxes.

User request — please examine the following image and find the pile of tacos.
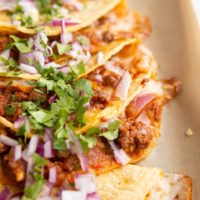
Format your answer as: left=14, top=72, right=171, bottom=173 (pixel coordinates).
left=0, top=0, right=192, bottom=199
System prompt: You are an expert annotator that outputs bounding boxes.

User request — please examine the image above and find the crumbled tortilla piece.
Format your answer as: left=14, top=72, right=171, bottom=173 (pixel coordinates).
left=185, top=128, right=193, bottom=136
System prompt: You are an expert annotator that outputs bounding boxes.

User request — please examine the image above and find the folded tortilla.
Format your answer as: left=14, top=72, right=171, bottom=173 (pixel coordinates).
left=0, top=0, right=120, bottom=35
left=96, top=164, right=192, bottom=200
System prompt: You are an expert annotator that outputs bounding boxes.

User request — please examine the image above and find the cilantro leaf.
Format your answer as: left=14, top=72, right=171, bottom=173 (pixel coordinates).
left=29, top=109, right=55, bottom=126
left=100, top=129, right=119, bottom=140
left=100, top=120, right=119, bottom=140
left=87, top=127, right=101, bottom=136
left=10, top=35, right=33, bottom=53
left=22, top=180, right=43, bottom=200
left=77, top=35, right=90, bottom=46
left=53, top=139, right=67, bottom=151
left=74, top=79, right=93, bottom=97
left=56, top=43, right=71, bottom=55
left=78, top=134, right=97, bottom=154
left=77, top=61, right=85, bottom=75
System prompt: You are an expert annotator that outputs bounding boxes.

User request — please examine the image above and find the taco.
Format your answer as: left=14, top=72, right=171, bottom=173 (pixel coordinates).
left=0, top=0, right=121, bottom=35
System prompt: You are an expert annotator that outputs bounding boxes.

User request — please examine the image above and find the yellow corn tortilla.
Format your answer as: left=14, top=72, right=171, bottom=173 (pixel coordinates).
left=96, top=165, right=192, bottom=200
left=0, top=37, right=138, bottom=80
left=0, top=0, right=120, bottom=35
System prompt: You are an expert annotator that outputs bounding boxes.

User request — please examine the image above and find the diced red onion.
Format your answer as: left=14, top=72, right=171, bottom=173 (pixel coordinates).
left=67, top=127, right=88, bottom=172
left=19, top=63, right=38, bottom=74
left=34, top=32, right=48, bottom=52
left=49, top=166, right=57, bottom=184
left=0, top=49, right=10, bottom=66
left=127, top=93, right=156, bottom=119
left=14, top=144, right=22, bottom=161
left=61, top=191, right=86, bottom=200
left=59, top=65, right=71, bottom=74
left=0, top=135, right=18, bottom=147
left=44, top=140, right=54, bottom=158
left=0, top=187, right=11, bottom=200
left=27, top=135, right=39, bottom=156
left=24, top=117, right=31, bottom=133
left=97, top=51, right=104, bottom=65
left=19, top=51, right=45, bottom=66
left=45, top=45, right=53, bottom=57
left=44, top=128, right=53, bottom=141
left=25, top=157, right=34, bottom=187
left=115, top=71, right=132, bottom=100
left=14, top=117, right=24, bottom=128
left=48, top=94, right=57, bottom=104
left=52, top=18, right=79, bottom=27
left=36, top=143, right=44, bottom=157
left=61, top=33, right=73, bottom=45
left=105, top=61, right=125, bottom=76
left=87, top=192, right=100, bottom=200
left=108, top=140, right=131, bottom=166
left=75, top=174, right=98, bottom=195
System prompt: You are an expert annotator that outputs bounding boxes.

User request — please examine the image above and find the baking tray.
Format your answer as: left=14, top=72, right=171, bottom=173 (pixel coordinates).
left=128, top=0, right=200, bottom=198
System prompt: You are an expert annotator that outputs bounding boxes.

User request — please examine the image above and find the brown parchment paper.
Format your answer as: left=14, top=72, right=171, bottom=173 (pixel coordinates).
left=128, top=0, right=200, bottom=198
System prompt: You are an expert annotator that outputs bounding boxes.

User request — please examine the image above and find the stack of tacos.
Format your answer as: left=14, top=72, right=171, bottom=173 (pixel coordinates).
left=0, top=0, right=191, bottom=199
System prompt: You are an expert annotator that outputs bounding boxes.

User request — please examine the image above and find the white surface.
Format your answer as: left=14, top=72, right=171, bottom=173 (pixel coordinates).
left=127, top=0, right=200, bottom=198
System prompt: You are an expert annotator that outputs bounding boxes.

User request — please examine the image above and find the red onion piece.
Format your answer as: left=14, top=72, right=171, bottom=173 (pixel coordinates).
left=61, top=191, right=86, bottom=200
left=52, top=18, right=79, bottom=27
left=126, top=93, right=156, bottom=119
left=0, top=187, right=11, bottom=200
left=49, top=166, right=57, bottom=184
left=27, top=135, right=39, bottom=156
left=108, top=140, right=130, bottom=166
left=0, top=135, right=18, bottom=146
left=75, top=174, right=98, bottom=197
left=14, top=144, right=22, bottom=161
left=87, top=192, right=100, bottom=200
left=19, top=63, right=38, bottom=74
left=36, top=143, right=44, bottom=157
left=115, top=71, right=132, bottom=100
left=44, top=128, right=53, bottom=141
left=44, top=140, right=54, bottom=158
left=14, top=117, right=24, bottom=128
left=0, top=49, right=10, bottom=66
left=67, top=127, right=88, bottom=172
left=48, top=94, right=57, bottom=104
left=19, top=51, right=45, bottom=66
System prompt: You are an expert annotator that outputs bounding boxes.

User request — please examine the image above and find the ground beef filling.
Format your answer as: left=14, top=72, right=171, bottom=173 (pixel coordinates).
left=118, top=120, right=153, bottom=154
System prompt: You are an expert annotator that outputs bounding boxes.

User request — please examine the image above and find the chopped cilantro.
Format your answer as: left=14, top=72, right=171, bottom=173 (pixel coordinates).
left=78, top=134, right=97, bottom=154
left=22, top=154, right=46, bottom=200
left=53, top=139, right=67, bottom=151
left=87, top=127, right=101, bottom=136
left=77, top=61, right=85, bottom=75
left=9, top=35, right=33, bottom=53
left=22, top=180, right=43, bottom=200
left=77, top=35, right=90, bottom=46
left=56, top=43, right=71, bottom=55
left=74, top=78, right=93, bottom=97
left=100, top=120, right=119, bottom=140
